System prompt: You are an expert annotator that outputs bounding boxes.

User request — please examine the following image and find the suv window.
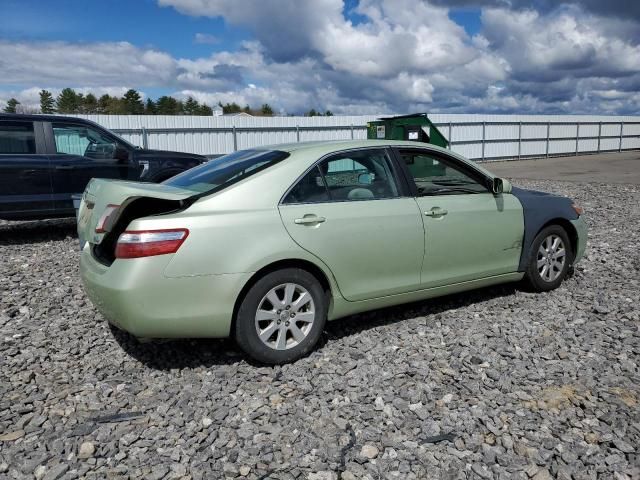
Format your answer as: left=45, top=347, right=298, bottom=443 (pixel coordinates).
left=400, top=151, right=488, bottom=196
left=52, top=123, right=118, bottom=160
left=284, top=149, right=399, bottom=203
left=0, top=121, right=36, bottom=154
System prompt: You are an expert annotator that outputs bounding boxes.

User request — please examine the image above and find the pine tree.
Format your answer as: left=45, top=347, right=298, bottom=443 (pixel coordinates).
left=39, top=90, right=55, bottom=113
left=145, top=98, right=157, bottom=115
left=221, top=102, right=242, bottom=114
left=83, top=93, right=98, bottom=114
left=122, top=89, right=144, bottom=114
left=3, top=98, right=20, bottom=113
left=156, top=96, right=180, bottom=115
left=306, top=108, right=318, bottom=117
left=56, top=88, right=80, bottom=113
left=97, top=94, right=111, bottom=113
left=325, top=110, right=334, bottom=116
left=198, top=104, right=213, bottom=115
left=184, top=96, right=200, bottom=115
left=261, top=104, right=273, bottom=116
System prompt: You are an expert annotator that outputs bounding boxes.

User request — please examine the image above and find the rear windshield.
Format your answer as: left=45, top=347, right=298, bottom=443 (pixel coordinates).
left=164, top=149, right=289, bottom=193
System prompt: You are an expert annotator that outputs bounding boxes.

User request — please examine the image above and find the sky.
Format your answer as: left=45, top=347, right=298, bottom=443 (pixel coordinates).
left=0, top=0, right=639, bottom=115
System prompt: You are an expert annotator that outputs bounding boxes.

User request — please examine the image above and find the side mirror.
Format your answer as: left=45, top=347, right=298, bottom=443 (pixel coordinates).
left=114, top=145, right=130, bottom=162
left=491, top=177, right=512, bottom=194
left=358, top=173, right=373, bottom=185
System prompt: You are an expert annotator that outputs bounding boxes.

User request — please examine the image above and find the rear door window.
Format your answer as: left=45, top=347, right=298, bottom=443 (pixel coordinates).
left=0, top=121, right=36, bottom=154
left=165, top=149, right=290, bottom=193
left=283, top=149, right=400, bottom=204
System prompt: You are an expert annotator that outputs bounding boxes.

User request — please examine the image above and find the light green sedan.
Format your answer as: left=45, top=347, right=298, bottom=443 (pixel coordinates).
left=79, top=140, right=587, bottom=364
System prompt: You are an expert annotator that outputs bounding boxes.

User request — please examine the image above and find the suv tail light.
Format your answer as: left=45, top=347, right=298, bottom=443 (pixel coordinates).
left=115, top=229, right=189, bottom=259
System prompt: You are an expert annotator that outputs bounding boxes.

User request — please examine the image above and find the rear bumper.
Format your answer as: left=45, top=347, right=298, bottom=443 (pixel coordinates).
left=80, top=247, right=252, bottom=338
left=570, top=217, right=587, bottom=264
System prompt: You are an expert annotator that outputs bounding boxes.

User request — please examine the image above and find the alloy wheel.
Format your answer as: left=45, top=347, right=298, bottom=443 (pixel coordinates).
left=537, top=234, right=566, bottom=282
left=254, top=283, right=316, bottom=350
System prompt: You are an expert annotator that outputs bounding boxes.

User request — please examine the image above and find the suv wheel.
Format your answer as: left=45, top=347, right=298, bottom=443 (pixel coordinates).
left=235, top=268, right=327, bottom=364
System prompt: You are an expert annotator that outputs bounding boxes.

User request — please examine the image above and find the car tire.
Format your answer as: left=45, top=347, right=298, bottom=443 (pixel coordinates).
left=524, top=225, right=573, bottom=292
left=234, top=268, right=327, bottom=364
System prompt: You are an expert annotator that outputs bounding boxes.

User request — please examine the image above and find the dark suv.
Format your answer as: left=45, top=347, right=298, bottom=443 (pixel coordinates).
left=0, top=114, right=206, bottom=220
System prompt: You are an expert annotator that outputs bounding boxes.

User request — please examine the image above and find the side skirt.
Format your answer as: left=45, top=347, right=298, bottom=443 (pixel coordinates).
left=328, top=272, right=524, bottom=321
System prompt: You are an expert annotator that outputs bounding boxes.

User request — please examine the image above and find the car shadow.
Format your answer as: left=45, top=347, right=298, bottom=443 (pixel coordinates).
left=113, top=282, right=519, bottom=371
left=0, top=218, right=77, bottom=245
left=320, top=283, right=518, bottom=346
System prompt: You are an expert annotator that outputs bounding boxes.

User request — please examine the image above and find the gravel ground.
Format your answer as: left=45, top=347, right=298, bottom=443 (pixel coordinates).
left=1, top=179, right=638, bottom=480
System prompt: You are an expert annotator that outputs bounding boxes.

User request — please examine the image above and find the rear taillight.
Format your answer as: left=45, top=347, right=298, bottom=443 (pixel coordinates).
left=95, top=204, right=120, bottom=233
left=115, top=229, right=189, bottom=259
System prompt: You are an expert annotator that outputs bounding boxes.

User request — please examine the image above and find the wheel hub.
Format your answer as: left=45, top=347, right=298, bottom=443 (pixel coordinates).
left=255, top=282, right=316, bottom=351
left=537, top=234, right=566, bottom=283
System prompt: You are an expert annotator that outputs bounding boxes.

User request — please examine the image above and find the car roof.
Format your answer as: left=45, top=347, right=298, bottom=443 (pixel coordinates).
left=263, top=139, right=454, bottom=157
left=0, top=113, right=93, bottom=123
left=256, top=139, right=496, bottom=180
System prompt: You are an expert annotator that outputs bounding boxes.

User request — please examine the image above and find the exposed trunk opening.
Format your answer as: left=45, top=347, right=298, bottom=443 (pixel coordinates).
left=93, top=197, right=188, bottom=266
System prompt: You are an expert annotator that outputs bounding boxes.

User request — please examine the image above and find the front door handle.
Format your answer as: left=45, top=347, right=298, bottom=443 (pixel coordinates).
left=55, top=165, right=75, bottom=170
left=294, top=215, right=326, bottom=225
left=424, top=207, right=448, bottom=217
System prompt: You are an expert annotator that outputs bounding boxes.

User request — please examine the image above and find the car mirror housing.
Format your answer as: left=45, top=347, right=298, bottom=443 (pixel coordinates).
left=492, top=177, right=512, bottom=194
left=114, top=145, right=130, bottom=162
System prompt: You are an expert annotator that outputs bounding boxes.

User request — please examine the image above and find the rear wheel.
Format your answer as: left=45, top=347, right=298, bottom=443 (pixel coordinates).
left=524, top=225, right=573, bottom=292
left=234, top=268, right=327, bottom=364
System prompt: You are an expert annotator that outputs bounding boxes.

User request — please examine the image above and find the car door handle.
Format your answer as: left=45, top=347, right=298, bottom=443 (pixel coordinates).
left=424, top=207, right=448, bottom=217
left=294, top=215, right=326, bottom=225
left=55, top=165, right=75, bottom=170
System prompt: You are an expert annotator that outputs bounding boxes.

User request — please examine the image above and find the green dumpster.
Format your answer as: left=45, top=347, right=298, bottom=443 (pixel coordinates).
left=367, top=113, right=449, bottom=148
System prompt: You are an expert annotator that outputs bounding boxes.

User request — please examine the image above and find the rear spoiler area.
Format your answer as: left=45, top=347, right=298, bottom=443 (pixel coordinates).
left=77, top=179, right=197, bottom=265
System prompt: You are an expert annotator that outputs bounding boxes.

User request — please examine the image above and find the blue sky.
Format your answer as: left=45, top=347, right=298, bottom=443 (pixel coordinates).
left=0, top=0, right=638, bottom=114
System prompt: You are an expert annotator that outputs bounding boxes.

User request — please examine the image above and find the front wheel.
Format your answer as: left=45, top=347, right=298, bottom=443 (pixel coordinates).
left=524, top=225, right=573, bottom=292
left=234, top=268, right=327, bottom=364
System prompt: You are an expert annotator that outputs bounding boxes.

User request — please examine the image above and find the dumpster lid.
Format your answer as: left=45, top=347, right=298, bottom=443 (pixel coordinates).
left=378, top=112, right=431, bottom=120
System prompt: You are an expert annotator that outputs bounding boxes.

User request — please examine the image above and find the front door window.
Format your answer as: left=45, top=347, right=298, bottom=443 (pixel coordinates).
left=52, top=124, right=118, bottom=160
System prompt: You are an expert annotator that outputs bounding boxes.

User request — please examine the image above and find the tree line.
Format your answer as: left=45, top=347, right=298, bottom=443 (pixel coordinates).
left=2, top=88, right=334, bottom=117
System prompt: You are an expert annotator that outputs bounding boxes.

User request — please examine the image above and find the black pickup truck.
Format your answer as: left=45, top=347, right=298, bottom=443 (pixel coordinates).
left=0, top=114, right=206, bottom=220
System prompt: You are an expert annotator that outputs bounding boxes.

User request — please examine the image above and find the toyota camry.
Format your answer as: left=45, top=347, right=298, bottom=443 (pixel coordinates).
left=79, top=140, right=587, bottom=364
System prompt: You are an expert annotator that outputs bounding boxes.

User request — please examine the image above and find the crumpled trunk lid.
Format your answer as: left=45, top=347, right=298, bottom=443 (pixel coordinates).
left=77, top=178, right=195, bottom=248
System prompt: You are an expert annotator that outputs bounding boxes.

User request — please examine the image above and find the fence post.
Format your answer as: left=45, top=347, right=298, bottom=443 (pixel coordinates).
left=481, top=121, right=486, bottom=161
left=597, top=122, right=602, bottom=152
left=575, top=123, right=579, bottom=156
left=517, top=122, right=522, bottom=160
left=619, top=121, right=624, bottom=152
left=448, top=122, right=452, bottom=149
left=350, top=124, right=354, bottom=140
left=546, top=122, right=550, bottom=158
left=296, top=125, right=300, bottom=142
left=232, top=126, right=237, bottom=152
left=141, top=127, right=148, bottom=149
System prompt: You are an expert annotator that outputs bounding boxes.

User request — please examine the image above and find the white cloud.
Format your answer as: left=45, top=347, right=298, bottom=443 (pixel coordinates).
left=0, top=41, right=177, bottom=88
left=2, top=1, right=639, bottom=115
left=194, top=32, right=219, bottom=44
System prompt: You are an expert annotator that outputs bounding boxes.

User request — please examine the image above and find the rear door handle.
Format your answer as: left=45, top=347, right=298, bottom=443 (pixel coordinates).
left=424, top=207, right=448, bottom=217
left=55, top=165, right=75, bottom=170
left=294, top=215, right=326, bottom=225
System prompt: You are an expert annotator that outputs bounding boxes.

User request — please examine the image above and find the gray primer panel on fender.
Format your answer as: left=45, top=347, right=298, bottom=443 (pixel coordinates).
left=511, top=187, right=578, bottom=271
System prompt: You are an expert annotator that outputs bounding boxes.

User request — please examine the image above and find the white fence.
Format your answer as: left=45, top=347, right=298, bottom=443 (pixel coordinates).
left=75, top=114, right=640, bottom=161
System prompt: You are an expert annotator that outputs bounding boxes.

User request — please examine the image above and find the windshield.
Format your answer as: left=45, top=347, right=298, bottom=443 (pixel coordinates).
left=164, top=149, right=289, bottom=193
